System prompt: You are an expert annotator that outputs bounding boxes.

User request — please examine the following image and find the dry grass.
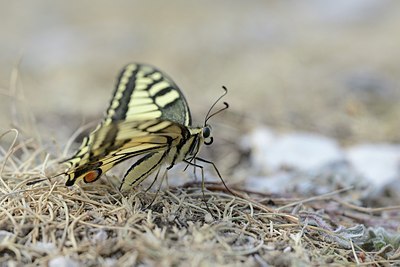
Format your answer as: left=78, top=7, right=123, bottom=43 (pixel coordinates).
left=1, top=129, right=400, bottom=266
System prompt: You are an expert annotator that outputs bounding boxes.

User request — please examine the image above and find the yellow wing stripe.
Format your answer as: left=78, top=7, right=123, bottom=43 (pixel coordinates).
left=132, top=90, right=148, bottom=98
left=149, top=81, right=170, bottom=96
left=155, top=90, right=180, bottom=108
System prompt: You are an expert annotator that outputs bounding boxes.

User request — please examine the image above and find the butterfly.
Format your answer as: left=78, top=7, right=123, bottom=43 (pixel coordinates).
left=62, top=63, right=228, bottom=191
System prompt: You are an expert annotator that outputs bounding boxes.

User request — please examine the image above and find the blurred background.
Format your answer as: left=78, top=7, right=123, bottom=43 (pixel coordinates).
left=1, top=0, right=399, bottom=143
left=0, top=0, right=400, bottom=143
left=1, top=1, right=400, bottom=199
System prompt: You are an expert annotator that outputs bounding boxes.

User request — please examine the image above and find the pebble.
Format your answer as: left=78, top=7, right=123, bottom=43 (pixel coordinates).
left=49, top=256, right=79, bottom=267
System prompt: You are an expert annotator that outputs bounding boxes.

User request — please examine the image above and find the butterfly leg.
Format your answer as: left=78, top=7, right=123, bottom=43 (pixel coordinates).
left=193, top=158, right=198, bottom=181
left=183, top=159, right=216, bottom=218
left=194, top=157, right=235, bottom=196
left=165, top=171, right=170, bottom=188
left=145, top=167, right=161, bottom=193
left=146, top=168, right=168, bottom=209
left=182, top=157, right=198, bottom=181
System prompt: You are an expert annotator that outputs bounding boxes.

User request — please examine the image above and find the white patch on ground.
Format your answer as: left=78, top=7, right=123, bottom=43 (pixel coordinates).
left=242, top=127, right=344, bottom=173
left=266, top=133, right=343, bottom=171
left=345, top=144, right=400, bottom=187
left=242, top=127, right=400, bottom=193
left=246, top=173, right=291, bottom=193
left=32, top=242, right=57, bottom=253
left=49, top=256, right=79, bottom=267
left=93, top=229, right=108, bottom=242
left=0, top=230, right=14, bottom=241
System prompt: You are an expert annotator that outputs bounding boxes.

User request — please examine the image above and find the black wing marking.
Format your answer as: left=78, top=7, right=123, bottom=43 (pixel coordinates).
left=104, top=63, right=192, bottom=126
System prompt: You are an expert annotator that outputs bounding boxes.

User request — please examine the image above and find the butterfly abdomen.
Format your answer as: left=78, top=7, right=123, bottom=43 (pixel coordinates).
left=120, top=151, right=168, bottom=191
left=119, top=128, right=203, bottom=191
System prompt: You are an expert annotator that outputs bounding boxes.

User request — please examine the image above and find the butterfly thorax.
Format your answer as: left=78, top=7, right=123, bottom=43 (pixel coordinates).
left=165, top=127, right=203, bottom=166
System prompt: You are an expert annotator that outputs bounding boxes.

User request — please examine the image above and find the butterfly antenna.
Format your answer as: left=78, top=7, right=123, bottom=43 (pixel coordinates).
left=26, top=171, right=66, bottom=186
left=205, top=102, right=229, bottom=125
left=204, top=86, right=229, bottom=125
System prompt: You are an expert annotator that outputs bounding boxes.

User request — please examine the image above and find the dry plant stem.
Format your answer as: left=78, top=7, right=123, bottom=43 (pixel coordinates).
left=276, top=186, right=355, bottom=211
left=165, top=190, right=209, bottom=214
left=1, top=134, right=397, bottom=266
left=335, top=198, right=400, bottom=213
left=10, top=60, right=21, bottom=127
left=0, top=145, right=19, bottom=172
left=9, top=61, right=42, bottom=144
left=177, top=188, right=299, bottom=224
left=59, top=200, right=69, bottom=250
left=62, top=121, right=97, bottom=157
left=0, top=128, right=19, bottom=192
left=0, top=176, right=394, bottom=265
left=350, top=239, right=360, bottom=264
left=145, top=168, right=167, bottom=209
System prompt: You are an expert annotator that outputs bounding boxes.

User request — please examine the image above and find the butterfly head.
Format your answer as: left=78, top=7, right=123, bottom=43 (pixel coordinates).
left=202, top=124, right=213, bottom=145
left=201, top=86, right=229, bottom=146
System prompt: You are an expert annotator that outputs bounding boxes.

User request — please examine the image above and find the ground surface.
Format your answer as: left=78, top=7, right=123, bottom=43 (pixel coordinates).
left=1, top=1, right=400, bottom=266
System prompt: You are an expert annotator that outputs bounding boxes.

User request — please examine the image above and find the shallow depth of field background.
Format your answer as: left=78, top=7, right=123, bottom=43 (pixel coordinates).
left=1, top=1, right=400, bottom=266
left=1, top=0, right=399, bottom=146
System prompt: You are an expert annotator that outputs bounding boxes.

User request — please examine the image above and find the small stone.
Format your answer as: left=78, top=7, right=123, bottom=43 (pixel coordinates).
left=49, top=256, right=79, bottom=267
left=283, top=246, right=292, bottom=253
left=204, top=213, right=214, bottom=223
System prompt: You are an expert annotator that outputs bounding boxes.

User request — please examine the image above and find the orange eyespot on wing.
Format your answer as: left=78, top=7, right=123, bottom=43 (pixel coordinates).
left=83, top=169, right=102, bottom=183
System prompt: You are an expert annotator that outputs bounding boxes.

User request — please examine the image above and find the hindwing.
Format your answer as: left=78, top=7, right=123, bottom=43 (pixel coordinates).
left=64, top=119, right=190, bottom=186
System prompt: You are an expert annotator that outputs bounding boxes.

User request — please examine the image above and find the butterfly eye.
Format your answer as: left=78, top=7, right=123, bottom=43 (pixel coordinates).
left=83, top=169, right=102, bottom=183
left=203, top=125, right=213, bottom=145
left=203, top=126, right=211, bottom=138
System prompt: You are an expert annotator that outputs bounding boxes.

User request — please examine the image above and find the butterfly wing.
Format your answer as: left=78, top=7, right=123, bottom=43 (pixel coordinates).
left=105, top=63, right=192, bottom=125
left=64, top=119, right=189, bottom=185
left=64, top=63, right=193, bottom=186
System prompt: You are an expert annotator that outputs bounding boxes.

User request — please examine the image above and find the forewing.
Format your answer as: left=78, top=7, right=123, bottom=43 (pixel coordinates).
left=105, top=63, right=192, bottom=126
